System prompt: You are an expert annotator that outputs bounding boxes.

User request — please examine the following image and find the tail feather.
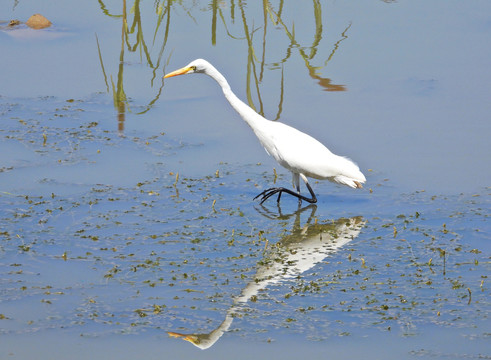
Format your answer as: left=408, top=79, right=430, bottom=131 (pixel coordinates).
left=332, top=175, right=365, bottom=189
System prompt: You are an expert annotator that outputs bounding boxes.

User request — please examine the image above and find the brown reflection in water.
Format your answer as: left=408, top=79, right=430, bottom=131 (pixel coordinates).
left=96, top=1, right=351, bottom=131
left=97, top=0, right=170, bottom=134
left=209, top=0, right=350, bottom=121
left=267, top=2, right=349, bottom=93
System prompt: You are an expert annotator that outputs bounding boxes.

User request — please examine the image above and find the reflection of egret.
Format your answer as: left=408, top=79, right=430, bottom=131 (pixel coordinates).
left=167, top=208, right=366, bottom=349
left=164, top=59, right=366, bottom=204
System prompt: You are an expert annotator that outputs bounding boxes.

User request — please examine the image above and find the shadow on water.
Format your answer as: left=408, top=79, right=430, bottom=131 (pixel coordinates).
left=95, top=0, right=349, bottom=132
left=167, top=205, right=365, bottom=349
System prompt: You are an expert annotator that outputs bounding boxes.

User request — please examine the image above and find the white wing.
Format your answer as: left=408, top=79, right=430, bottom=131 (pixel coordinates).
left=254, top=121, right=365, bottom=185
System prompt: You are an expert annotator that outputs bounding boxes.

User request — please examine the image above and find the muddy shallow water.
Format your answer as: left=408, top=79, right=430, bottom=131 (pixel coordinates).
left=1, top=1, right=490, bottom=359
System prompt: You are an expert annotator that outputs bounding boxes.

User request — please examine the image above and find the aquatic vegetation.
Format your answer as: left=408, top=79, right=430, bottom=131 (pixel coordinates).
left=0, top=95, right=489, bottom=346
left=1, top=1, right=490, bottom=358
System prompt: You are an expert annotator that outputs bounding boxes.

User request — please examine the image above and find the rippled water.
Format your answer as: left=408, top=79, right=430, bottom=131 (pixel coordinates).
left=1, top=1, right=490, bottom=359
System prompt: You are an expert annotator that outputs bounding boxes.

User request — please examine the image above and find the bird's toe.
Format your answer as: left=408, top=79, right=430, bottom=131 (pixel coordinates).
left=254, top=188, right=283, bottom=204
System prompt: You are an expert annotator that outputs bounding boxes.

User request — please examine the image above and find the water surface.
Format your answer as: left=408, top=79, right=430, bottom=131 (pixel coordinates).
left=0, top=1, right=490, bottom=359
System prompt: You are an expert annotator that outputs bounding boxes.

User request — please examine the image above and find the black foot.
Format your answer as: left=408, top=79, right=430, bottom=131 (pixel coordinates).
left=254, top=187, right=317, bottom=205
left=254, top=187, right=284, bottom=204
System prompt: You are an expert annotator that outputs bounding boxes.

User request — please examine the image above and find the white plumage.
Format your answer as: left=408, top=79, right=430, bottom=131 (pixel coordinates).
left=164, top=59, right=366, bottom=204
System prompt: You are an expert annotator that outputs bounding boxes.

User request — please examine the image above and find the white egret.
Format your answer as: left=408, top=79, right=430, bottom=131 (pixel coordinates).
left=164, top=59, right=366, bottom=204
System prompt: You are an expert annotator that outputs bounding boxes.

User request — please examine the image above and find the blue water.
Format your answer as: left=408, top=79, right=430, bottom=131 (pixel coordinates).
left=1, top=1, right=490, bottom=359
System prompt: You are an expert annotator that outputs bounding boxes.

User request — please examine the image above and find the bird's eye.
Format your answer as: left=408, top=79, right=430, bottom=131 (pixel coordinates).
left=191, top=66, right=197, bottom=72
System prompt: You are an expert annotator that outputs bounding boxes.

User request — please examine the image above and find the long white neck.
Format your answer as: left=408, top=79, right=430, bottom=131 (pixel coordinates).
left=204, top=64, right=267, bottom=129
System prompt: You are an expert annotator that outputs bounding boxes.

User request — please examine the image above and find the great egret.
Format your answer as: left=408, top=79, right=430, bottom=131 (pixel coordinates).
left=164, top=59, right=366, bottom=204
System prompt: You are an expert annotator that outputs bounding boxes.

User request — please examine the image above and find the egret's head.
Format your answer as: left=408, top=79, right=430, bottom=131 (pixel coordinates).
left=164, top=59, right=211, bottom=78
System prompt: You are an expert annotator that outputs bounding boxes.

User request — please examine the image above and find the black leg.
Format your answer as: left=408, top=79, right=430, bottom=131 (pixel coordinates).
left=254, top=182, right=317, bottom=205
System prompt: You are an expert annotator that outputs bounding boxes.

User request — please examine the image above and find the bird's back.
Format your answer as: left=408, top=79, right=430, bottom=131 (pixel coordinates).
left=252, top=120, right=365, bottom=187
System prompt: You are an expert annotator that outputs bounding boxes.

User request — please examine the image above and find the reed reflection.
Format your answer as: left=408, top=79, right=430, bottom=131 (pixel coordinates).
left=266, top=3, right=350, bottom=93
left=96, top=1, right=350, bottom=132
left=167, top=206, right=365, bottom=349
left=218, top=0, right=350, bottom=118
left=97, top=0, right=171, bottom=133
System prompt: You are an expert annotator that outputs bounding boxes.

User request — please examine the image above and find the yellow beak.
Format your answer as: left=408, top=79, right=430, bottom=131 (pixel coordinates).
left=167, top=331, right=199, bottom=345
left=164, top=66, right=193, bottom=78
